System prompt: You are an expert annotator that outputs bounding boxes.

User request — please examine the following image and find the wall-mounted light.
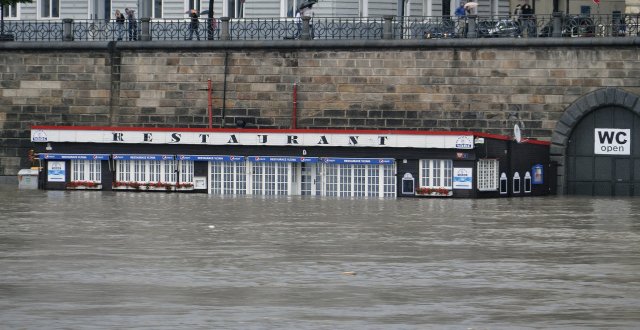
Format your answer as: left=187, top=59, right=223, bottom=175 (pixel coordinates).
left=45, top=143, right=52, bottom=151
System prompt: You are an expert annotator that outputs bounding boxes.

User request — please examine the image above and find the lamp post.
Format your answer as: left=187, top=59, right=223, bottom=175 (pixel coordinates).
left=207, top=0, right=214, bottom=40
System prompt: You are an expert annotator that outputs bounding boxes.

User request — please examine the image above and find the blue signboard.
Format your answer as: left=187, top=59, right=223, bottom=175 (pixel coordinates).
left=453, top=167, right=473, bottom=189
left=47, top=161, right=65, bottom=182
left=321, top=157, right=395, bottom=164
left=532, top=164, right=544, bottom=184
left=177, top=155, right=245, bottom=162
left=248, top=156, right=318, bottom=163
left=112, top=154, right=174, bottom=161
left=39, top=153, right=110, bottom=160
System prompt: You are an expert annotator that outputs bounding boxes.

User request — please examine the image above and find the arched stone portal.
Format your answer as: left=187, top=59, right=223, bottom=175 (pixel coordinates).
left=551, top=88, right=640, bottom=196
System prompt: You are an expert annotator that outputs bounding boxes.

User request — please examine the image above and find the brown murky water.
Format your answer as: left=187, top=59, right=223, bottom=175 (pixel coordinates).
left=1, top=185, right=639, bottom=329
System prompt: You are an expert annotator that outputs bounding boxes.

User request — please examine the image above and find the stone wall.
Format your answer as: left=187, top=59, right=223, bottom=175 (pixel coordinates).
left=1, top=38, right=639, bottom=178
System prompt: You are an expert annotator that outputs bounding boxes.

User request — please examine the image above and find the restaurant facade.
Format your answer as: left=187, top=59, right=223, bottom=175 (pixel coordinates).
left=30, top=125, right=552, bottom=198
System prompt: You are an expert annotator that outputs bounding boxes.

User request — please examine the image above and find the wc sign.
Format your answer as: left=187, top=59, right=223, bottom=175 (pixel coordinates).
left=594, top=128, right=630, bottom=155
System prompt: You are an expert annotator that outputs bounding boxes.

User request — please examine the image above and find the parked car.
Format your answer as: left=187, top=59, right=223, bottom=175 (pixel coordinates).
left=476, top=20, right=496, bottom=37
left=486, top=20, right=522, bottom=38
left=413, top=19, right=457, bottom=39
left=538, top=15, right=595, bottom=37
left=423, top=23, right=457, bottom=39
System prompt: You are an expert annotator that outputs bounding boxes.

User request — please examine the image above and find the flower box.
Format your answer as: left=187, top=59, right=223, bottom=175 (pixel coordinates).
left=415, top=186, right=452, bottom=197
left=111, top=181, right=194, bottom=191
left=66, top=181, right=101, bottom=189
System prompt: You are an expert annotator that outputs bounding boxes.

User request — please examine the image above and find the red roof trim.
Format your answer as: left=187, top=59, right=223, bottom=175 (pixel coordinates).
left=30, top=125, right=550, bottom=146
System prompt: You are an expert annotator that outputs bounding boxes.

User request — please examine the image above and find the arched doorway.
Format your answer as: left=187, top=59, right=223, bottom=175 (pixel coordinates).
left=551, top=88, right=640, bottom=196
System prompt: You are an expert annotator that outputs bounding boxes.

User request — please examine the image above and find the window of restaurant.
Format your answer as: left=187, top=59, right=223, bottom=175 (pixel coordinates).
left=524, top=171, right=532, bottom=193
left=71, top=159, right=102, bottom=183
left=299, top=162, right=321, bottom=196
left=322, top=160, right=396, bottom=198
left=419, top=159, right=453, bottom=188
left=114, top=156, right=176, bottom=184
left=477, top=159, right=499, bottom=191
left=250, top=161, right=290, bottom=196
left=210, top=160, right=247, bottom=195
left=513, top=172, right=521, bottom=194
left=180, top=160, right=194, bottom=185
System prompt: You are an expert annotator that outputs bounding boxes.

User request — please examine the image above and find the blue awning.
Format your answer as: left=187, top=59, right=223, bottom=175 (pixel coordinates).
left=321, top=157, right=395, bottom=164
left=112, top=154, right=175, bottom=161
left=39, top=153, right=110, bottom=160
left=248, top=156, right=319, bottom=163
left=177, top=155, right=245, bottom=162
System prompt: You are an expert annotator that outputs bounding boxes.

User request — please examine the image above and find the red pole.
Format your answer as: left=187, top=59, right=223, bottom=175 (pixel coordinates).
left=292, top=82, right=297, bottom=129
left=207, top=79, right=212, bottom=129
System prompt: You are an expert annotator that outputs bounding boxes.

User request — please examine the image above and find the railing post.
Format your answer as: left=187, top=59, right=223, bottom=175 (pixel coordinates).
left=221, top=17, right=231, bottom=41
left=301, top=16, right=311, bottom=40
left=63, top=19, right=73, bottom=41
left=383, top=15, right=394, bottom=40
left=467, top=15, right=477, bottom=38
left=552, top=12, right=562, bottom=38
left=140, top=18, right=151, bottom=41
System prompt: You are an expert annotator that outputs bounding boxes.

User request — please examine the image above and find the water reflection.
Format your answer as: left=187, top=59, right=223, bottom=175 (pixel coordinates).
left=1, top=185, right=639, bottom=329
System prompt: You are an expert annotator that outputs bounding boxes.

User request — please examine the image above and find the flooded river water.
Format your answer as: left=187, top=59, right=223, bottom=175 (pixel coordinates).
left=1, top=185, right=639, bottom=329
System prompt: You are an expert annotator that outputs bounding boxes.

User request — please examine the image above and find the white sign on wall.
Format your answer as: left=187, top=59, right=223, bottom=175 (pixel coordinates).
left=453, top=167, right=473, bottom=189
left=594, top=128, right=630, bottom=155
left=30, top=128, right=475, bottom=150
left=47, top=161, right=65, bottom=182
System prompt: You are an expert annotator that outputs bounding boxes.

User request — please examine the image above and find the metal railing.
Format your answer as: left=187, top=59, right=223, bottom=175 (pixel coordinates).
left=0, top=13, right=638, bottom=42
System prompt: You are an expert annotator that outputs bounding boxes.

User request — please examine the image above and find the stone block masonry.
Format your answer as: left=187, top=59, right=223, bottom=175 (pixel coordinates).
left=0, top=38, right=639, bottom=177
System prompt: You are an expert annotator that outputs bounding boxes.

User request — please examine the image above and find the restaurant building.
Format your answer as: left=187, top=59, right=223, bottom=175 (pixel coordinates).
left=30, top=125, right=552, bottom=198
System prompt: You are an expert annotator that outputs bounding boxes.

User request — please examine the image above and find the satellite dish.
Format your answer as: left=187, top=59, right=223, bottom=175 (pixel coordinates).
left=514, top=124, right=522, bottom=143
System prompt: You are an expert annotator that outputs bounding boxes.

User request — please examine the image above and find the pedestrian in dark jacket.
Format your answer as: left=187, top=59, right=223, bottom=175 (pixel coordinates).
left=125, top=8, right=138, bottom=41
left=189, top=9, right=200, bottom=40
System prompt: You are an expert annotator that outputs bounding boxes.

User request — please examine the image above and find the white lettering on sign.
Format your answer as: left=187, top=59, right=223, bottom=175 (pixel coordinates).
left=594, top=128, right=630, bottom=155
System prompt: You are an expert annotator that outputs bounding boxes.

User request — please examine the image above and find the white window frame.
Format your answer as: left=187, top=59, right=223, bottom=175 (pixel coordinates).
left=117, top=160, right=131, bottom=182
left=282, top=0, right=300, bottom=17
left=383, top=165, right=396, bottom=197
left=424, top=0, right=432, bottom=16
left=224, top=0, right=244, bottom=18
left=299, top=162, right=319, bottom=196
left=210, top=160, right=246, bottom=195
left=524, top=171, right=532, bottom=193
left=70, top=159, right=101, bottom=183
left=477, top=159, right=499, bottom=191
left=186, top=0, right=201, bottom=13
left=180, top=160, right=194, bottom=184
left=499, top=172, right=508, bottom=195
left=115, top=159, right=176, bottom=184
left=419, top=159, right=453, bottom=188
left=153, top=0, right=163, bottom=18
left=359, top=0, right=368, bottom=17
left=2, top=3, right=20, bottom=20
left=164, top=159, right=176, bottom=182
left=513, top=172, right=521, bottom=194
left=323, top=163, right=395, bottom=198
left=149, top=160, right=161, bottom=182
left=39, top=0, right=60, bottom=19
left=249, top=161, right=291, bottom=196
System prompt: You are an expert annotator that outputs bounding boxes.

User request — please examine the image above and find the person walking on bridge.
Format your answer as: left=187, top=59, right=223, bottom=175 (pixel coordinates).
left=189, top=9, right=200, bottom=40
left=125, top=8, right=138, bottom=41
